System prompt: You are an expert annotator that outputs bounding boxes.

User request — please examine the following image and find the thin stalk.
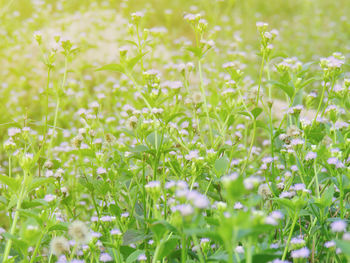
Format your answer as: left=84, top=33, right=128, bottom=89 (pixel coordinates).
left=314, top=161, right=320, bottom=199
left=282, top=212, right=299, bottom=260
left=241, top=120, right=256, bottom=175
left=2, top=171, right=28, bottom=262
left=339, top=174, right=344, bottom=219
left=69, top=243, right=78, bottom=261
left=29, top=229, right=46, bottom=263
left=49, top=57, right=68, bottom=151
left=8, top=156, right=11, bottom=178
left=43, top=68, right=51, bottom=142
left=256, top=52, right=266, bottom=104
left=320, top=78, right=335, bottom=118
left=246, top=237, right=253, bottom=263
left=181, top=234, right=187, bottom=263
left=198, top=60, right=213, bottom=146
left=312, top=82, right=327, bottom=127
left=152, top=242, right=162, bottom=263
left=226, top=240, right=233, bottom=263
left=136, top=24, right=144, bottom=71
left=192, top=234, right=205, bottom=263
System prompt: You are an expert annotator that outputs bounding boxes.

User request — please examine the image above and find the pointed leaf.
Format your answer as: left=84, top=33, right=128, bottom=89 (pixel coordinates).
left=0, top=174, right=19, bottom=191
left=96, top=63, right=125, bottom=74
left=127, top=52, right=147, bottom=71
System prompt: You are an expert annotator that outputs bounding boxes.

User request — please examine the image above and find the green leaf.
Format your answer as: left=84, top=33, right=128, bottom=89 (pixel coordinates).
left=305, top=124, right=326, bottom=144
left=274, top=198, right=295, bottom=211
left=251, top=107, right=263, bottom=119
left=207, top=251, right=228, bottom=262
left=269, top=80, right=294, bottom=99
left=146, top=131, right=164, bottom=150
left=150, top=220, right=178, bottom=241
left=214, top=157, right=229, bottom=175
left=123, top=229, right=150, bottom=245
left=130, top=145, right=149, bottom=153
left=79, top=177, right=94, bottom=192
left=0, top=174, right=19, bottom=192
left=7, top=194, right=18, bottom=209
left=28, top=178, right=55, bottom=193
left=256, top=120, right=269, bottom=131
left=298, top=77, right=319, bottom=89
left=96, top=63, right=125, bottom=74
left=158, top=237, right=179, bottom=259
left=237, top=111, right=252, bottom=119
left=2, top=232, right=28, bottom=254
left=186, top=46, right=203, bottom=58
left=22, top=199, right=48, bottom=209
left=17, top=209, right=43, bottom=225
left=335, top=240, right=350, bottom=257
left=240, top=254, right=281, bottom=263
left=123, top=40, right=139, bottom=47
left=126, top=250, right=145, bottom=263
left=0, top=196, right=7, bottom=204
left=126, top=53, right=147, bottom=71
left=319, top=186, right=334, bottom=208
left=120, top=246, right=136, bottom=260
left=48, top=222, right=68, bottom=232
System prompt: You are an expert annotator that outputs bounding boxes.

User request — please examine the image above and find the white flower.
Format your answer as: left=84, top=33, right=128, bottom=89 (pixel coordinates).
left=68, top=221, right=90, bottom=244
left=235, top=245, right=244, bottom=253
left=50, top=236, right=69, bottom=256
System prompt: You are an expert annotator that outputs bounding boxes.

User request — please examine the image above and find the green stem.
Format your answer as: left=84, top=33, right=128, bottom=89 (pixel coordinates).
left=29, top=229, right=46, bottom=263
left=312, top=82, right=327, bottom=127
left=49, top=57, right=67, bottom=152
left=246, top=236, right=253, bottom=263
left=8, top=156, right=11, bottom=178
left=314, top=161, right=320, bottom=199
left=43, top=68, right=51, bottom=142
left=339, top=174, right=344, bottom=219
left=2, top=171, right=28, bottom=262
left=198, top=60, right=213, bottom=146
left=282, top=212, right=299, bottom=260
left=192, top=234, right=205, bottom=263
left=152, top=242, right=162, bottom=263
left=241, top=120, right=256, bottom=175
left=69, top=243, right=78, bottom=261
left=256, top=52, right=265, bottom=105
left=320, top=78, right=335, bottom=118
left=181, top=234, right=187, bottom=263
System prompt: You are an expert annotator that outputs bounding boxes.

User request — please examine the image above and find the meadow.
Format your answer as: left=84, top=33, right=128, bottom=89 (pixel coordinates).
left=0, top=0, right=349, bottom=262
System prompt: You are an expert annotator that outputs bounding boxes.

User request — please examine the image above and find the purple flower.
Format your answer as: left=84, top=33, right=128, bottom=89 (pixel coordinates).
left=305, top=151, right=317, bottom=161
left=291, top=247, right=310, bottom=258
left=100, top=253, right=113, bottom=262
left=331, top=220, right=347, bottom=232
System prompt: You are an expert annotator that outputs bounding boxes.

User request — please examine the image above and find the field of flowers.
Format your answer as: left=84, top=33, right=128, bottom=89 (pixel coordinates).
left=0, top=0, right=349, bottom=262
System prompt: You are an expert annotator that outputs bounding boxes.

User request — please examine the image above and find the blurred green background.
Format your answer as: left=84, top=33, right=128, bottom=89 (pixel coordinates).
left=0, top=0, right=349, bottom=138
left=2, top=0, right=350, bottom=58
